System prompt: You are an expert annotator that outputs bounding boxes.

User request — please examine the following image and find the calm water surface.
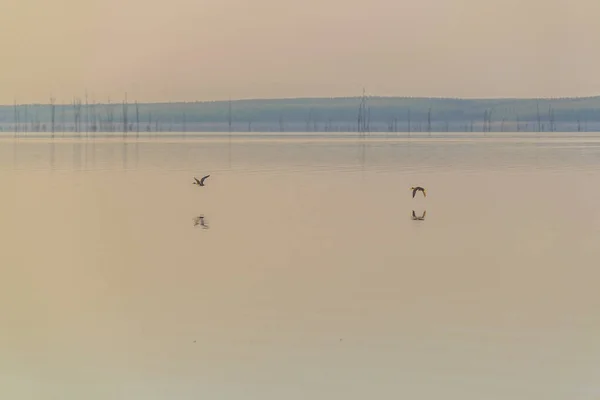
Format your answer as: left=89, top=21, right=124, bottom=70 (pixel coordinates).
left=1, top=133, right=600, bottom=400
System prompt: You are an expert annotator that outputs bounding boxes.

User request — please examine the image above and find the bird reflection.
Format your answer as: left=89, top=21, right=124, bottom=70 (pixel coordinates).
left=193, top=215, right=209, bottom=229
left=411, top=210, right=426, bottom=221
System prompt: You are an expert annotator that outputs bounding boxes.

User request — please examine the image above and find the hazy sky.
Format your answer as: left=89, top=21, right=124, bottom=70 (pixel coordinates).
left=1, top=0, right=599, bottom=103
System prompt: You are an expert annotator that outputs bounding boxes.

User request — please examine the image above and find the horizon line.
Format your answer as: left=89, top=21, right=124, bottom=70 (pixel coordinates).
left=2, top=94, right=600, bottom=107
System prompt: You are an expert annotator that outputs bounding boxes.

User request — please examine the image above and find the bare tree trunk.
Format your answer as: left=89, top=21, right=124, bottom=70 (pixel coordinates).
left=228, top=99, right=232, bottom=133
left=106, top=97, right=114, bottom=133
left=548, top=106, right=555, bottom=132
left=357, top=104, right=362, bottom=134
left=73, top=98, right=82, bottom=135
left=24, top=104, right=28, bottom=133
left=85, top=90, right=89, bottom=137
left=427, top=107, right=432, bottom=134
left=61, top=103, right=66, bottom=134
left=136, top=101, right=140, bottom=138
left=483, top=110, right=488, bottom=132
left=122, top=93, right=128, bottom=139
left=536, top=102, right=542, bottom=132
left=91, top=99, right=97, bottom=133
left=50, top=97, right=56, bottom=139
left=13, top=99, right=17, bottom=137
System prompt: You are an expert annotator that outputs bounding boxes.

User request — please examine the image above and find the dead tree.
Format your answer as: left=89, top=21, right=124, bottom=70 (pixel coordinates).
left=105, top=98, right=113, bottom=132
left=24, top=104, right=28, bottom=133
left=122, top=93, right=128, bottom=139
left=136, top=101, right=140, bottom=137
left=61, top=102, right=66, bottom=133
left=357, top=89, right=368, bottom=135
left=548, top=105, right=555, bottom=132
left=13, top=99, right=18, bottom=136
left=85, top=91, right=89, bottom=137
left=91, top=99, right=98, bottom=133
left=228, top=99, right=232, bottom=133
left=73, top=98, right=82, bottom=135
left=427, top=107, right=432, bottom=134
left=357, top=104, right=362, bottom=134
left=72, top=99, right=77, bottom=133
left=483, top=110, right=488, bottom=132
left=50, top=97, right=56, bottom=138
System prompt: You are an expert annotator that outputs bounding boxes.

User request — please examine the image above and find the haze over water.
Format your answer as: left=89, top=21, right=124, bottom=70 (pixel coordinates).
left=1, top=133, right=600, bottom=400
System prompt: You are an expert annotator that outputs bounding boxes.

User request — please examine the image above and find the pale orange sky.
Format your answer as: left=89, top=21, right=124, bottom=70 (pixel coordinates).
left=1, top=0, right=599, bottom=104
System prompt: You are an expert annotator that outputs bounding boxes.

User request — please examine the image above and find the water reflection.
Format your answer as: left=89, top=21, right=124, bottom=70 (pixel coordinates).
left=411, top=210, right=426, bottom=221
left=12, top=138, right=18, bottom=169
left=134, top=140, right=139, bottom=169
left=2, top=135, right=600, bottom=400
left=49, top=141, right=55, bottom=170
left=89, top=137, right=96, bottom=169
left=193, top=215, right=209, bottom=229
left=73, top=139, right=81, bottom=170
left=122, top=142, right=128, bottom=170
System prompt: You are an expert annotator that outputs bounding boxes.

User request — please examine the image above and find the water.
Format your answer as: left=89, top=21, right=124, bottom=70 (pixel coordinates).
left=1, top=133, right=600, bottom=400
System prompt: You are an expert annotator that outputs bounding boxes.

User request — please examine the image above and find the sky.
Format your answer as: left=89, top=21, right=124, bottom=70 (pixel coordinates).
left=1, top=0, right=599, bottom=104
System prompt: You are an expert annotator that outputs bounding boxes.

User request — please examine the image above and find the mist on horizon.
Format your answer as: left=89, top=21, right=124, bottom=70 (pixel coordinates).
left=1, top=0, right=599, bottom=104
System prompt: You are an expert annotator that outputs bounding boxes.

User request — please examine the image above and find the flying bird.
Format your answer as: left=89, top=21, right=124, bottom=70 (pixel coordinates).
left=412, top=210, right=426, bottom=221
left=193, top=175, right=210, bottom=187
left=411, top=186, right=426, bottom=198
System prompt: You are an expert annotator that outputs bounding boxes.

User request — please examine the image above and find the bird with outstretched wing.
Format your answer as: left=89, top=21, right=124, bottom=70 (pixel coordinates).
left=411, top=186, right=426, bottom=198
left=193, top=175, right=210, bottom=186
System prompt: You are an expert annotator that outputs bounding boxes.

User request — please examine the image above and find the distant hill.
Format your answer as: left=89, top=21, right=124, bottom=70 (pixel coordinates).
left=1, top=96, right=600, bottom=133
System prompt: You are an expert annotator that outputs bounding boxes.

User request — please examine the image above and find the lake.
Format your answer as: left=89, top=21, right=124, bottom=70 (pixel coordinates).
left=1, top=133, right=600, bottom=400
